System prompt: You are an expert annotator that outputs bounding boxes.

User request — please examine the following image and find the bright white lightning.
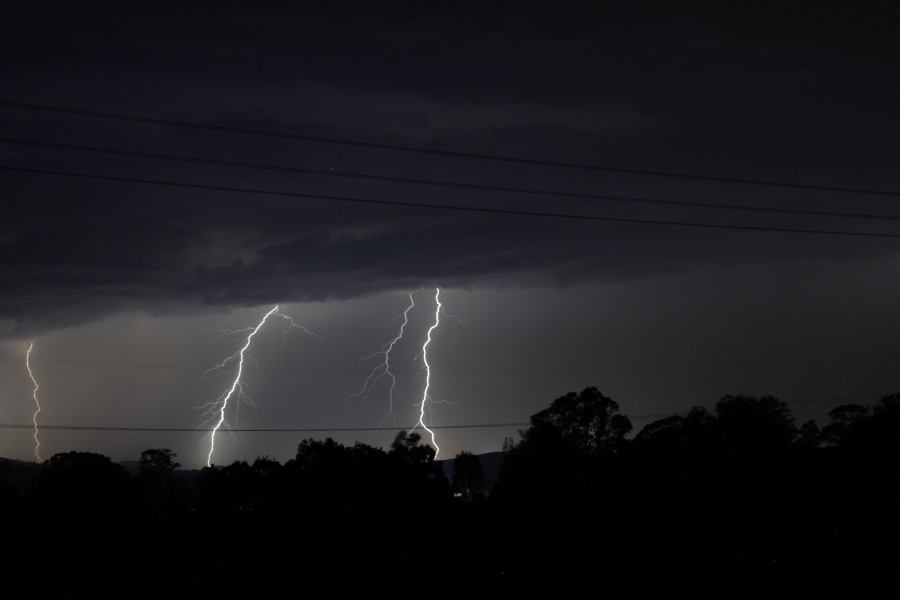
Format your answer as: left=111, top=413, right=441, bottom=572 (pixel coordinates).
left=203, top=305, right=320, bottom=467
left=25, top=341, right=41, bottom=462
left=413, top=288, right=442, bottom=458
left=347, top=292, right=416, bottom=426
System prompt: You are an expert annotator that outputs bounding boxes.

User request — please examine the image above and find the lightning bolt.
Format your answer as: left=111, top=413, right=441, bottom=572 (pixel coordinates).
left=413, top=288, right=442, bottom=458
left=25, top=341, right=41, bottom=462
left=347, top=291, right=417, bottom=426
left=202, top=305, right=320, bottom=467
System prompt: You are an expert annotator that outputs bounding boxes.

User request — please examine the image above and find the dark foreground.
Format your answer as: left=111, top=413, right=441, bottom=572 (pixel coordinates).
left=2, top=388, right=899, bottom=598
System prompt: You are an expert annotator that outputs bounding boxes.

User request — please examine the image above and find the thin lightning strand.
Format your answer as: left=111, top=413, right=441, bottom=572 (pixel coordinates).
left=205, top=306, right=278, bottom=467
left=414, top=288, right=441, bottom=458
left=348, top=292, right=416, bottom=426
left=204, top=305, right=320, bottom=467
left=26, top=341, right=41, bottom=462
left=276, top=314, right=325, bottom=342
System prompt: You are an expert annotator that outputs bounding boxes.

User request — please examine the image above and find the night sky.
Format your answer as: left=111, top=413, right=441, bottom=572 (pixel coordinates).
left=1, top=0, right=899, bottom=467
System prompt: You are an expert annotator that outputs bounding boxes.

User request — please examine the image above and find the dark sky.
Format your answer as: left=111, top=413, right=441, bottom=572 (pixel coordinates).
left=1, top=0, right=899, bottom=466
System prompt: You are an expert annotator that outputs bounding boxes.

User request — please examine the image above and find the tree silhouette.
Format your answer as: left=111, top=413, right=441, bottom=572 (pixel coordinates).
left=139, top=448, right=180, bottom=475
left=797, top=419, right=821, bottom=448
left=821, top=403, right=870, bottom=446
left=2, top=387, right=899, bottom=595
left=529, top=386, right=632, bottom=455
left=452, top=450, right=485, bottom=499
left=714, top=394, right=796, bottom=456
left=389, top=430, right=436, bottom=464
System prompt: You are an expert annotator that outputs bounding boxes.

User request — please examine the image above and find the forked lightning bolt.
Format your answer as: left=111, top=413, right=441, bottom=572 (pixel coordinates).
left=202, top=305, right=320, bottom=467
left=413, top=288, right=442, bottom=458
left=348, top=291, right=417, bottom=426
left=25, top=341, right=41, bottom=462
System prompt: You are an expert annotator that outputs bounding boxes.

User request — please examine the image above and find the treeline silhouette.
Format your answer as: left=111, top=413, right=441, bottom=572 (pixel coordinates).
left=1, top=387, right=899, bottom=596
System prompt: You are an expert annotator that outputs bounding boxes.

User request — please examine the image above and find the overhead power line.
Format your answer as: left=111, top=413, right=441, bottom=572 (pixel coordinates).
left=5, top=136, right=900, bottom=221
left=3, top=164, right=900, bottom=239
left=2, top=100, right=898, bottom=198
left=0, top=390, right=892, bottom=434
